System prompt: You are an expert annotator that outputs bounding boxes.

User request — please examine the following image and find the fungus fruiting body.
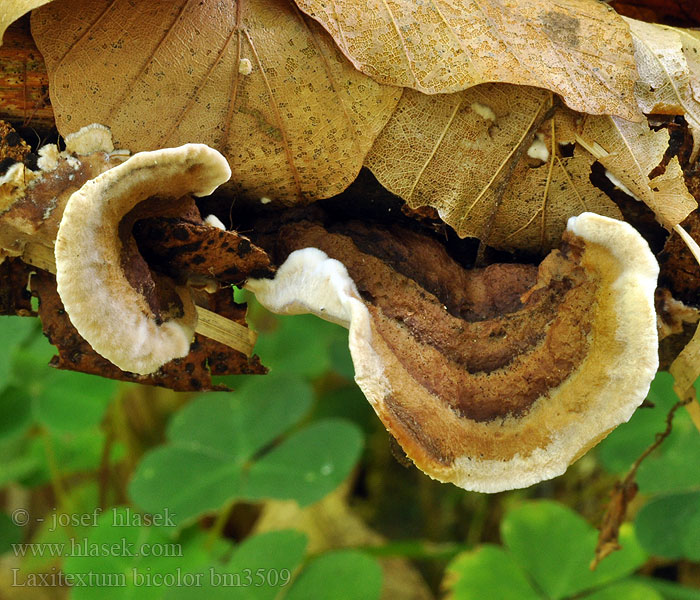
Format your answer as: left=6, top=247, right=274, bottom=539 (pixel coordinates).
left=55, top=143, right=231, bottom=375
left=247, top=212, right=660, bottom=492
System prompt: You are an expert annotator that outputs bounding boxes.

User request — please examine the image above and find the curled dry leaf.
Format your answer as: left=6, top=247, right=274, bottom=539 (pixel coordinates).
left=365, top=85, right=621, bottom=252
left=625, top=18, right=700, bottom=160
left=295, top=0, right=641, bottom=120
left=247, top=214, right=659, bottom=492
left=578, top=113, right=697, bottom=228
left=31, top=0, right=401, bottom=204
left=592, top=480, right=638, bottom=569
left=0, top=0, right=52, bottom=46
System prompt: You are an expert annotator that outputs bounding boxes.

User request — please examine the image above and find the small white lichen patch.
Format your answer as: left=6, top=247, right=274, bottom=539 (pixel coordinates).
left=37, top=144, right=60, bottom=172
left=65, top=156, right=81, bottom=170
left=527, top=133, right=549, bottom=162
left=204, top=214, right=226, bottom=230
left=42, top=196, right=58, bottom=220
left=239, top=58, right=253, bottom=76
left=470, top=102, right=496, bottom=122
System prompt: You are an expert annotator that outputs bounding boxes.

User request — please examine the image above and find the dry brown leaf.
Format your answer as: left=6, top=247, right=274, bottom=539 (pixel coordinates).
left=365, top=86, right=620, bottom=251
left=295, top=0, right=641, bottom=120
left=491, top=144, right=622, bottom=252
left=675, top=28, right=700, bottom=101
left=31, top=0, right=401, bottom=204
left=625, top=18, right=700, bottom=159
left=0, top=0, right=52, bottom=46
left=578, top=114, right=697, bottom=227
left=365, top=85, right=550, bottom=245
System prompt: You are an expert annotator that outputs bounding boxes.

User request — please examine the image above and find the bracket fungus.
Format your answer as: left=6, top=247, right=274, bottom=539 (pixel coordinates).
left=247, top=212, right=660, bottom=492
left=55, top=143, right=231, bottom=375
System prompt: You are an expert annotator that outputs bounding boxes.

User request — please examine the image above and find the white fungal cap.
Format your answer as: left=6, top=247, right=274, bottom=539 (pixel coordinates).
left=55, top=143, right=231, bottom=374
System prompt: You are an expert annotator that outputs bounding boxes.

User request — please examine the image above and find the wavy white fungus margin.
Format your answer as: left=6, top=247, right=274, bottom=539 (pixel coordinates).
left=246, top=213, right=660, bottom=492
left=55, top=143, right=231, bottom=375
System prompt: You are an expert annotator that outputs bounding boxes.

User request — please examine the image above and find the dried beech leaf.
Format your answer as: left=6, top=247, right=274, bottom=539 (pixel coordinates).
left=491, top=144, right=622, bottom=252
left=675, top=28, right=700, bottom=101
left=365, top=85, right=551, bottom=244
left=625, top=18, right=700, bottom=159
left=0, top=0, right=52, bottom=46
left=31, top=0, right=401, bottom=204
left=295, top=0, right=641, bottom=120
left=578, top=114, right=697, bottom=227
left=365, top=86, right=620, bottom=251
left=134, top=218, right=273, bottom=286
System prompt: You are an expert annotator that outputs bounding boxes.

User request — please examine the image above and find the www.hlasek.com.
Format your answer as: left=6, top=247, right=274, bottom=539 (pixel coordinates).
left=12, top=537, right=182, bottom=559
left=11, top=567, right=293, bottom=588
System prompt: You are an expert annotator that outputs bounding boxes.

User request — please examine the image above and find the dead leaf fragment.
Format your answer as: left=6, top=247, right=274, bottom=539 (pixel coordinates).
left=31, top=0, right=401, bottom=204
left=365, top=86, right=621, bottom=251
left=591, top=480, right=638, bottom=570
left=625, top=18, right=700, bottom=159
left=295, top=0, right=641, bottom=120
left=578, top=114, right=697, bottom=228
left=490, top=144, right=622, bottom=252
left=134, top=218, right=274, bottom=286
left=668, top=224, right=700, bottom=432
left=0, top=0, right=52, bottom=46
left=365, top=84, right=551, bottom=245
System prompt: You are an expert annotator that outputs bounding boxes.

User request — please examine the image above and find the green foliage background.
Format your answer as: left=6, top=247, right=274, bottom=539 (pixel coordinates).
left=1, top=299, right=700, bottom=599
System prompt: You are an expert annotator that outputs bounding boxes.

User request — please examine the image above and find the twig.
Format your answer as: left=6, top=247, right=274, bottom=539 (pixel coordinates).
left=591, top=395, right=691, bottom=569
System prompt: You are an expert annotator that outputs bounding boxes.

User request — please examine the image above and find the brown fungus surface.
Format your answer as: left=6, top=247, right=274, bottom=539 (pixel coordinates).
left=248, top=212, right=659, bottom=491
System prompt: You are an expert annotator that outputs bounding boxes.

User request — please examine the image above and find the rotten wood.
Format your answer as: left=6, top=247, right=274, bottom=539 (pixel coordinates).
left=0, top=19, right=54, bottom=134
